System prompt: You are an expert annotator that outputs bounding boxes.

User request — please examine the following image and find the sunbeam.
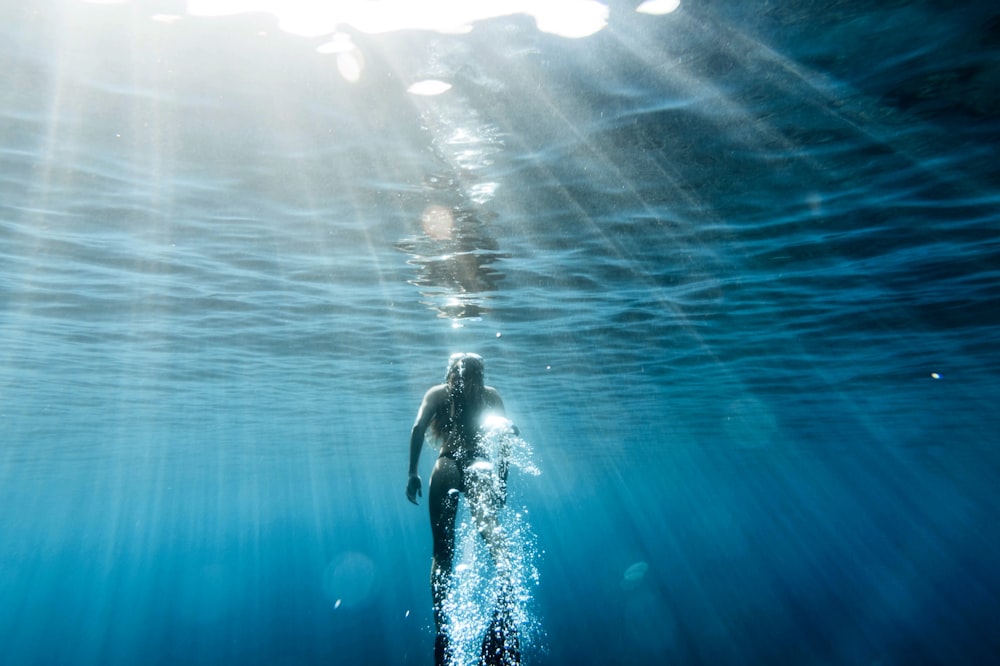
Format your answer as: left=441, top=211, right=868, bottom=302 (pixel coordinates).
left=6, top=2, right=1000, bottom=665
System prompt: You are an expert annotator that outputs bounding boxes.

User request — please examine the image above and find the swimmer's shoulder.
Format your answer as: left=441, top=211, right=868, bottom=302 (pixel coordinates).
left=424, top=385, right=449, bottom=410
left=415, top=384, right=448, bottom=425
left=485, top=386, right=504, bottom=407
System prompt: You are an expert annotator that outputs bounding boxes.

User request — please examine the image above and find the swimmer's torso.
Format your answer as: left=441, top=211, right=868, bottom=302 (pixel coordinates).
left=429, top=384, right=505, bottom=462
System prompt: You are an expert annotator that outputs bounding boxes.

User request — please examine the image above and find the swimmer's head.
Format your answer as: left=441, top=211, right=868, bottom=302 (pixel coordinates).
left=446, top=352, right=484, bottom=391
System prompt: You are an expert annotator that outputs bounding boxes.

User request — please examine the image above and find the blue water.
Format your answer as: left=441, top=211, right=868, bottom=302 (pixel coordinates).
left=2, top=1, right=1000, bottom=664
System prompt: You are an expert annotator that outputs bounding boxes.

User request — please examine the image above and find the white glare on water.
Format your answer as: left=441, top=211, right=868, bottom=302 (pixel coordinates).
left=636, top=0, right=681, bottom=16
left=180, top=0, right=610, bottom=39
left=408, top=80, right=454, bottom=97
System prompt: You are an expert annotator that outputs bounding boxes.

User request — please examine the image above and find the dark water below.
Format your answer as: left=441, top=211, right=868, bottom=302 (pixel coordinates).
left=2, top=1, right=999, bottom=664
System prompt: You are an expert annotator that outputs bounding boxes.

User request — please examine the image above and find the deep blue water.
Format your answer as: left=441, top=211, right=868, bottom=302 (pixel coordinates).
left=2, top=1, right=1000, bottom=664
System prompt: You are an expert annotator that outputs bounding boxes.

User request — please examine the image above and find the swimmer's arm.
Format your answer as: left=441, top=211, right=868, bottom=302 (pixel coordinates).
left=409, top=385, right=444, bottom=474
left=408, top=422, right=426, bottom=479
left=407, top=386, right=444, bottom=504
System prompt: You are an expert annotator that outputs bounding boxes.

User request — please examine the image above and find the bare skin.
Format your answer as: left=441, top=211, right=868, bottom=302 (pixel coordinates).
left=407, top=381, right=510, bottom=649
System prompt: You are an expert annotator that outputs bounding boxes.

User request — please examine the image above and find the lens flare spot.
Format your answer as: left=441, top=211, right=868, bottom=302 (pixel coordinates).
left=621, top=561, right=649, bottom=590
left=322, top=552, right=378, bottom=610
left=422, top=205, right=455, bottom=240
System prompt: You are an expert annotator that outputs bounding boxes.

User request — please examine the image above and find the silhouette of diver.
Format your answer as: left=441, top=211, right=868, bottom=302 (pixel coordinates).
left=407, top=353, right=521, bottom=666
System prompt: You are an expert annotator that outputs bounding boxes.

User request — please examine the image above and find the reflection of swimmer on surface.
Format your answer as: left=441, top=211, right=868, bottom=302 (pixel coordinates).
left=407, top=353, right=521, bottom=666
left=394, top=204, right=508, bottom=322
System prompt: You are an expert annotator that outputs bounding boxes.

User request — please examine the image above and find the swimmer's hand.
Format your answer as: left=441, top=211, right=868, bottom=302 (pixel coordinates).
left=406, top=474, right=422, bottom=505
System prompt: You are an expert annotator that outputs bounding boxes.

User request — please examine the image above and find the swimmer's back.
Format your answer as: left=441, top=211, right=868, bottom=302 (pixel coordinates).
left=436, top=386, right=505, bottom=459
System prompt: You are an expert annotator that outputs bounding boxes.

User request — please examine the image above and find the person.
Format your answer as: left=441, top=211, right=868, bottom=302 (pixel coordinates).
left=406, top=353, right=519, bottom=666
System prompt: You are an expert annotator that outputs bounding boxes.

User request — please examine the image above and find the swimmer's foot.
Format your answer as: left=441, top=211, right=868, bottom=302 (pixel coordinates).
left=435, top=632, right=452, bottom=666
left=480, top=606, right=520, bottom=665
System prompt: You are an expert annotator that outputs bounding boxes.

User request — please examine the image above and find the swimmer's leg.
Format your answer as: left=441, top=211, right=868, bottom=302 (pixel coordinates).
left=466, top=461, right=509, bottom=569
left=480, top=588, right=521, bottom=666
left=467, top=462, right=520, bottom=665
left=428, top=456, right=462, bottom=664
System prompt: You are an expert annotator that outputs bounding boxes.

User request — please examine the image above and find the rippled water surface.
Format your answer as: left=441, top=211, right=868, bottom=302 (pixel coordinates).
left=2, top=1, right=999, bottom=664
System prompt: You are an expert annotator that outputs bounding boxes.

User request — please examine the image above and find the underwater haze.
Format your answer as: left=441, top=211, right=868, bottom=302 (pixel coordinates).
left=2, top=0, right=1000, bottom=664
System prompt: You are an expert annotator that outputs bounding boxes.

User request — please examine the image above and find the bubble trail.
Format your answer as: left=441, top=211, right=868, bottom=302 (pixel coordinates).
left=440, top=418, right=542, bottom=665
